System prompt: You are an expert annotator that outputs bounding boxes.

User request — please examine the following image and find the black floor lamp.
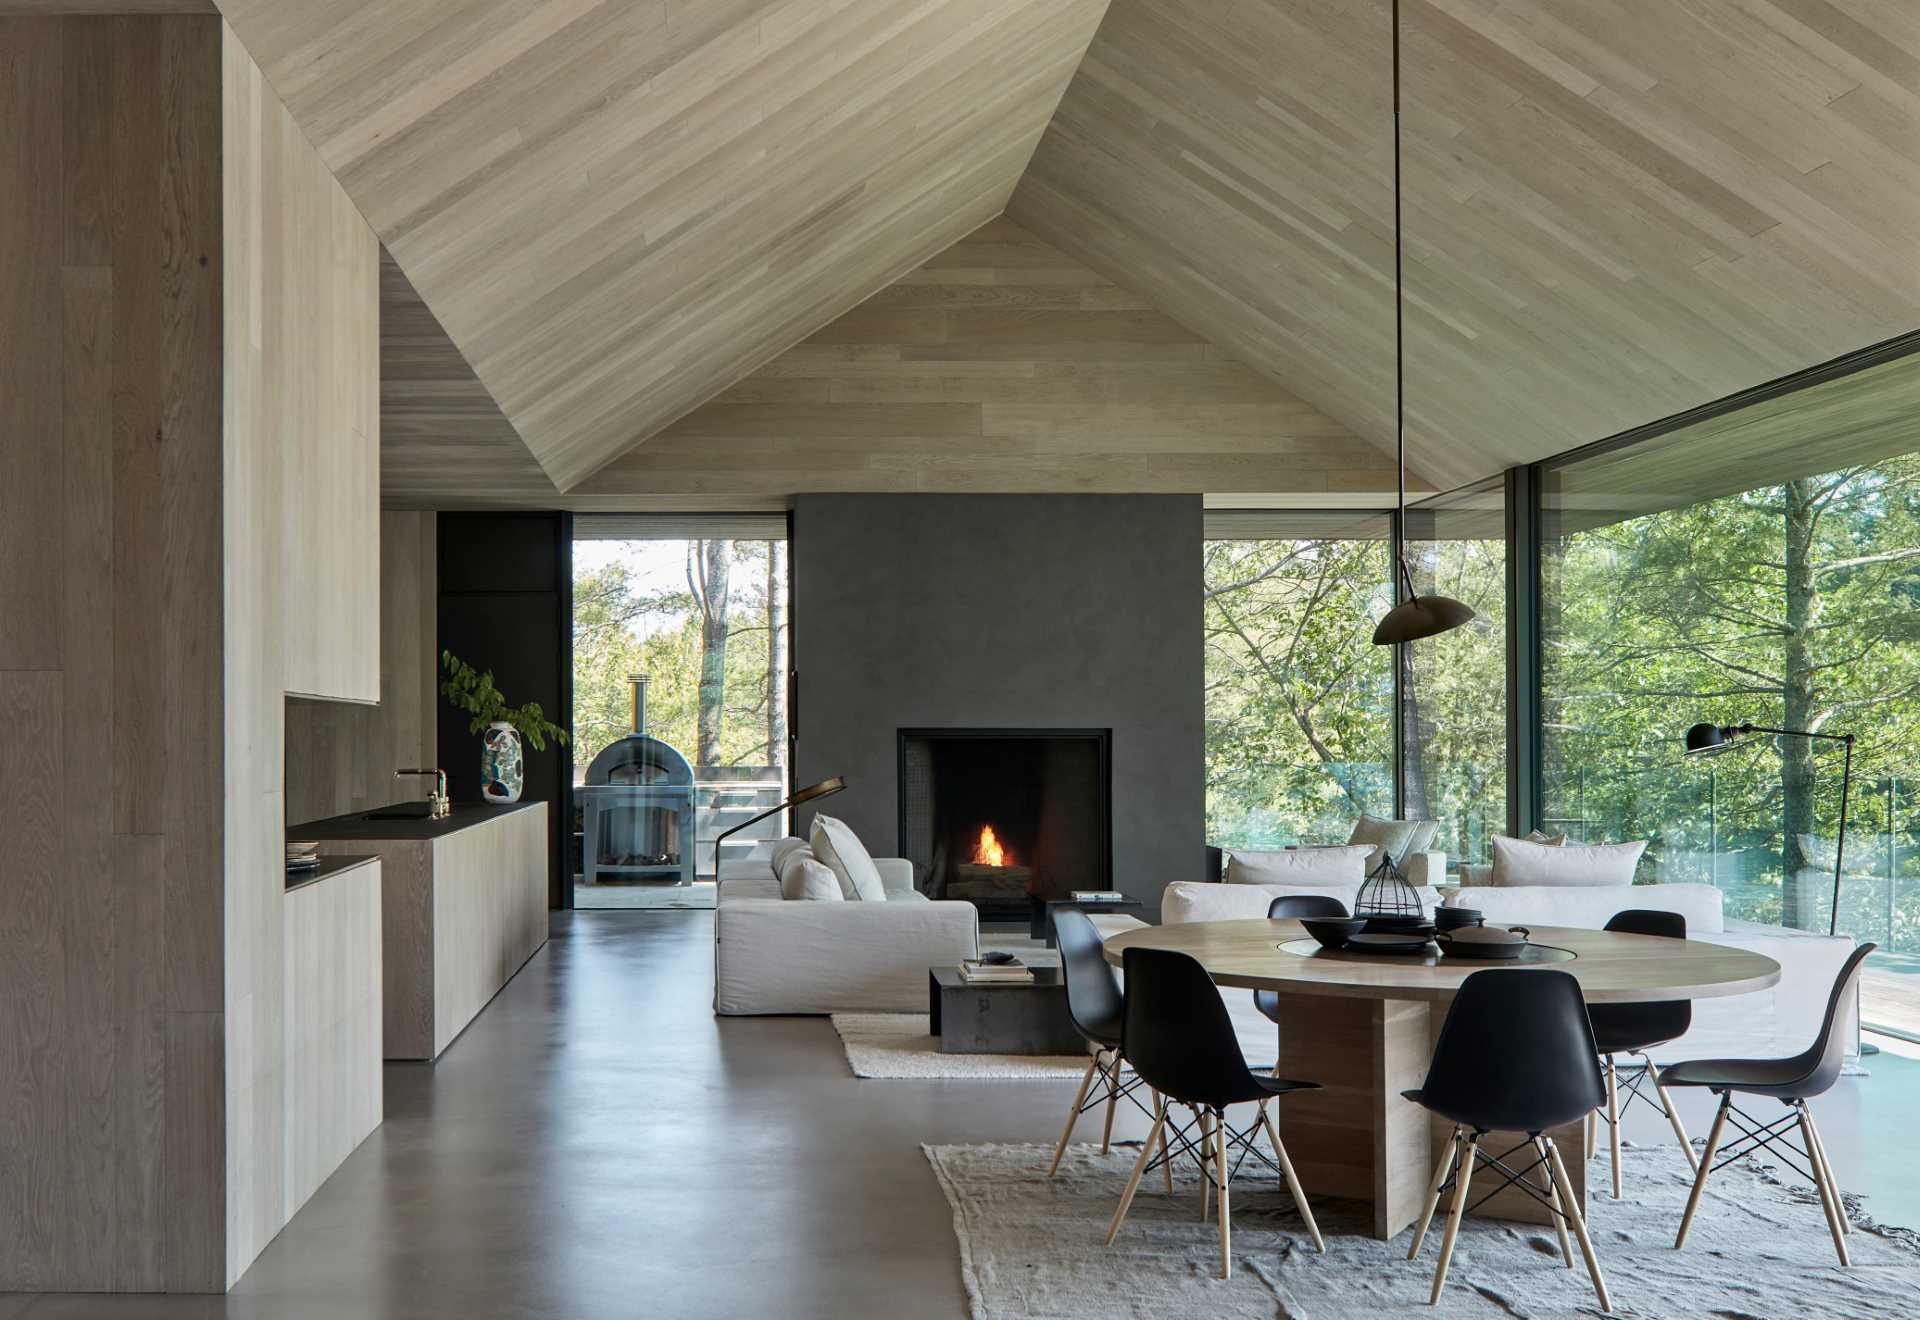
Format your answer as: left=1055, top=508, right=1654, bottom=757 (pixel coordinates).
left=711, top=776, right=847, bottom=880
left=1683, top=722, right=1855, bottom=937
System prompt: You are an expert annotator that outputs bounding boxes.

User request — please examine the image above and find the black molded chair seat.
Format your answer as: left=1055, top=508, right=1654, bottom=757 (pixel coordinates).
left=1661, top=1053, right=1842, bottom=1099
left=1045, top=907, right=1148, bottom=1179
left=1254, top=894, right=1349, bottom=1027
left=1588, top=910, right=1691, bottom=1054
left=1591, top=1017, right=1684, bottom=1056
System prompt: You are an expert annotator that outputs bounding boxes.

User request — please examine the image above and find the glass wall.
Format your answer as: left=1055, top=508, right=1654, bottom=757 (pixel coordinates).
left=570, top=515, right=790, bottom=909
left=1540, top=355, right=1920, bottom=956
left=1404, top=481, right=1509, bottom=867
left=1202, top=512, right=1395, bottom=850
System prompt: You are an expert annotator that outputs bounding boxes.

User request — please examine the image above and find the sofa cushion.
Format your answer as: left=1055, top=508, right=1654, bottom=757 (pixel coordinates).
left=779, top=853, right=843, bottom=903
left=811, top=814, right=887, bottom=901
left=1163, top=879, right=1439, bottom=925
left=1445, top=882, right=1723, bottom=934
left=1226, top=845, right=1372, bottom=887
left=1490, top=836, right=1645, bottom=887
left=1348, top=814, right=1438, bottom=868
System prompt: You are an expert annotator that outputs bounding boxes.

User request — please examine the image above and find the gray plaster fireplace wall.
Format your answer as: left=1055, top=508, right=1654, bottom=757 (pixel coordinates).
left=791, top=495, right=1204, bottom=918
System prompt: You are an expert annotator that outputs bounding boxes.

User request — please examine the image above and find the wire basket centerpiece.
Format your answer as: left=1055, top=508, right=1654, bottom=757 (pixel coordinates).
left=1354, top=850, right=1422, bottom=919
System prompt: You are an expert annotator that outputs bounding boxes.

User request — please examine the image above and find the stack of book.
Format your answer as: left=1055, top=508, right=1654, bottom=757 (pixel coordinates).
left=1070, top=890, right=1127, bottom=904
left=959, top=958, right=1034, bottom=984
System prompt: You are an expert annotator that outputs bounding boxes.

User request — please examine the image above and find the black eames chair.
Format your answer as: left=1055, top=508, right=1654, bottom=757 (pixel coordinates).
left=1665, top=942, right=1874, bottom=1267
left=1106, top=946, right=1324, bottom=1279
left=1406, top=969, right=1610, bottom=1311
left=1047, top=907, right=1163, bottom=1181
left=1587, top=909, right=1697, bottom=1197
left=1254, top=894, right=1350, bottom=1031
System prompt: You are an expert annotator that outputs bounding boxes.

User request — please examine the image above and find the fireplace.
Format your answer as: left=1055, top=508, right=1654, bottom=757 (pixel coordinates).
left=898, top=729, right=1112, bottom=919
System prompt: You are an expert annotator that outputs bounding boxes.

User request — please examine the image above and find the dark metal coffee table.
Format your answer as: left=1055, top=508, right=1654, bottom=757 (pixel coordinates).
left=1029, top=895, right=1144, bottom=947
left=928, top=966, right=1081, bottom=1054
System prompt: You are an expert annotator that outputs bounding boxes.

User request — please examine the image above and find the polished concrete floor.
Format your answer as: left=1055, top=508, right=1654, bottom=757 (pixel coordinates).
left=9, top=911, right=1920, bottom=1318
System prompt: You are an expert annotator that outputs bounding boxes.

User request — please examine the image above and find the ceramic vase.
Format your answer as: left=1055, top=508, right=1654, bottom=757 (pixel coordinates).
left=481, top=722, right=524, bottom=803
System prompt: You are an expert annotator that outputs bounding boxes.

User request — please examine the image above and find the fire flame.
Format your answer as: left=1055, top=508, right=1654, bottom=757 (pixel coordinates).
left=972, top=824, right=1010, bottom=867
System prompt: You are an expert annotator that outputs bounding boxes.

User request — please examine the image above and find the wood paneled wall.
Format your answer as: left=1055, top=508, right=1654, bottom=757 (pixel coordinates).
left=286, top=512, right=437, bottom=825
left=0, top=14, right=226, bottom=1292
left=221, top=19, right=379, bottom=1285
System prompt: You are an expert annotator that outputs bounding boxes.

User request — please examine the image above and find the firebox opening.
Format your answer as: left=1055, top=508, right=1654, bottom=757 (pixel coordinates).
left=898, top=728, right=1112, bottom=920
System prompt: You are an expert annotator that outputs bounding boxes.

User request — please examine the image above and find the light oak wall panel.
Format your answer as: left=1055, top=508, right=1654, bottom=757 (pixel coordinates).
left=286, top=512, right=437, bottom=823
left=0, top=14, right=225, bottom=1292
left=281, top=860, right=381, bottom=1220
left=220, top=18, right=381, bottom=1286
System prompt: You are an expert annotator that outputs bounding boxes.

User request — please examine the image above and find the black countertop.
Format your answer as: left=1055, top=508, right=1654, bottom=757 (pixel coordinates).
left=289, top=800, right=543, bottom=843
left=285, top=853, right=377, bottom=894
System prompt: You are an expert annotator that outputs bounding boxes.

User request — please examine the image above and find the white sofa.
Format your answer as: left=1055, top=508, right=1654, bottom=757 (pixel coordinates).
left=1137, top=878, right=1859, bottom=1071
left=713, top=841, right=979, bottom=1015
left=1443, top=884, right=1860, bottom=1066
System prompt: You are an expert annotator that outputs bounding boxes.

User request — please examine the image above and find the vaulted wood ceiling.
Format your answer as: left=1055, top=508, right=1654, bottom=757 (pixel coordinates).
left=380, top=219, right=1406, bottom=508
left=215, top=0, right=1113, bottom=490
left=1012, top=0, right=1920, bottom=491
left=229, top=0, right=1920, bottom=505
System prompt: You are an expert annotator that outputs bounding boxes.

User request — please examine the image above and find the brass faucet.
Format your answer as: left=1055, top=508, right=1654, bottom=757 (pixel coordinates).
left=395, top=768, right=450, bottom=819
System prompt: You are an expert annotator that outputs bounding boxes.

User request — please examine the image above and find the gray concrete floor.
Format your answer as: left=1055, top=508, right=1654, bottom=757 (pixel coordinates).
left=8, top=911, right=1920, bottom=1317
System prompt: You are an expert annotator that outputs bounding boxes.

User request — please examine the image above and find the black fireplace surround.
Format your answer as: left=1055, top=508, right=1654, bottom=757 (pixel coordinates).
left=899, top=728, right=1112, bottom=919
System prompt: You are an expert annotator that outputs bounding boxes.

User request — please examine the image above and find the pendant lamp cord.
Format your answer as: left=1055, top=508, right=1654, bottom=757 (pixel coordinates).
left=1390, top=0, right=1414, bottom=602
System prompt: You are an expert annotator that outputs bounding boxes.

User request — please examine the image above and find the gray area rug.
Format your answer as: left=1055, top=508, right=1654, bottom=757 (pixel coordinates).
left=925, top=1139, right=1920, bottom=1318
left=832, top=1014, right=1089, bottom=1079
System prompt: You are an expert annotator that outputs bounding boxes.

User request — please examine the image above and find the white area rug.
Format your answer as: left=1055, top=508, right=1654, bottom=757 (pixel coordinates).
left=925, top=1139, right=1920, bottom=1318
left=831, top=1014, right=1090, bottom=1079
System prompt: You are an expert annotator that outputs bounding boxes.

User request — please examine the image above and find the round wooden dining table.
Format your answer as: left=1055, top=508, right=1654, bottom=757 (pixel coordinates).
left=1103, top=919, right=1780, bottom=1239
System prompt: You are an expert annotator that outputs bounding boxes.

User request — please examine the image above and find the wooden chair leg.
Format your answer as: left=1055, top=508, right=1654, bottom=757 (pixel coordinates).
left=1429, top=1134, right=1478, bottom=1305
left=1796, top=1103, right=1851, bottom=1267
left=1096, top=1053, right=1119, bottom=1156
left=1408, top=1127, right=1459, bottom=1260
left=1546, top=1136, right=1611, bottom=1312
left=1261, top=1101, right=1324, bottom=1253
left=1105, top=1106, right=1165, bottom=1246
left=1533, top=1136, right=1573, bottom=1267
left=1586, top=1108, right=1596, bottom=1155
left=1198, top=1109, right=1214, bottom=1222
left=1802, top=1105, right=1850, bottom=1236
left=1215, top=1109, right=1232, bottom=1280
left=1048, top=1055, right=1099, bottom=1176
left=1154, top=1090, right=1175, bottom=1194
left=1676, top=1092, right=1730, bottom=1249
left=1645, top=1055, right=1697, bottom=1173
left=1605, top=1055, right=1623, bottom=1199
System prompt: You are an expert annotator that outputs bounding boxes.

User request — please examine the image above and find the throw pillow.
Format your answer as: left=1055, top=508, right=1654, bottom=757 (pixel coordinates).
left=779, top=853, right=844, bottom=902
left=1525, top=829, right=1568, bottom=847
left=1490, top=836, right=1646, bottom=887
left=768, top=837, right=812, bottom=874
left=1226, top=845, right=1372, bottom=887
left=1348, top=814, right=1439, bottom=870
left=810, top=813, right=888, bottom=902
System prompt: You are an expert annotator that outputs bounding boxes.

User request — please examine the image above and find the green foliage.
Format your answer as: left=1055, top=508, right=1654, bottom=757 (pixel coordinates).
left=572, top=543, right=786, bottom=771
left=439, top=650, right=570, bottom=751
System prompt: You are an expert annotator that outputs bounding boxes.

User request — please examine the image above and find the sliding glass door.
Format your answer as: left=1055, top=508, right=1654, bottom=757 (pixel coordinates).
left=570, top=515, right=790, bottom=909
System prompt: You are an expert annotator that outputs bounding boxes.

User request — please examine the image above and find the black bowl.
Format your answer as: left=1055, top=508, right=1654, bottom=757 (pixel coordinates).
left=1435, top=907, right=1484, bottom=931
left=1300, top=916, right=1367, bottom=950
left=1361, top=912, right=1428, bottom=934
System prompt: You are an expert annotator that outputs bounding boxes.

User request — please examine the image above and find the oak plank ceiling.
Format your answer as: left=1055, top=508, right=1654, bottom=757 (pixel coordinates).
left=213, top=0, right=1114, bottom=491
left=1012, top=0, right=1920, bottom=491
left=380, top=219, right=1400, bottom=508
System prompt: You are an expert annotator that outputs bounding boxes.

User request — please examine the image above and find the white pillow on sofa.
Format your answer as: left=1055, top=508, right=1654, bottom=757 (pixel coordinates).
left=1348, top=814, right=1438, bottom=868
left=778, top=852, right=844, bottom=902
left=1490, top=836, right=1645, bottom=887
left=1226, top=845, right=1372, bottom=887
left=810, top=814, right=888, bottom=901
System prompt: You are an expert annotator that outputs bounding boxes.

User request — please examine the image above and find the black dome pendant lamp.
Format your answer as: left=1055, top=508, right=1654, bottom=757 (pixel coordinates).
left=1372, top=0, right=1474, bottom=648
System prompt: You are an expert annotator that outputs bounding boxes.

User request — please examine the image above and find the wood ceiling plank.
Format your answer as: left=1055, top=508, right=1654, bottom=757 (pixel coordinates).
left=218, top=0, right=1114, bottom=490
left=1011, top=0, right=1920, bottom=490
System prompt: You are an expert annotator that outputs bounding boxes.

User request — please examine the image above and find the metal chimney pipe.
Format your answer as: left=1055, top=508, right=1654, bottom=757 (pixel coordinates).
left=629, top=675, right=649, bottom=737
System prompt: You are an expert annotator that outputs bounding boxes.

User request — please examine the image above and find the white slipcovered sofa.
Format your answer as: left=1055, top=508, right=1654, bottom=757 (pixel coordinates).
left=1136, top=877, right=1859, bottom=1071
left=713, top=840, right=978, bottom=1015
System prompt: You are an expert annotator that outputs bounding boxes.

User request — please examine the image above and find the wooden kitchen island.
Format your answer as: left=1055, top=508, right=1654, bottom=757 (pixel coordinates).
left=294, top=802, right=548, bottom=1061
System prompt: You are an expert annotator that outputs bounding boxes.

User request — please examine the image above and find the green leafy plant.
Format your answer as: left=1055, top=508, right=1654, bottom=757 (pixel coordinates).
left=440, top=650, right=569, bottom=751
